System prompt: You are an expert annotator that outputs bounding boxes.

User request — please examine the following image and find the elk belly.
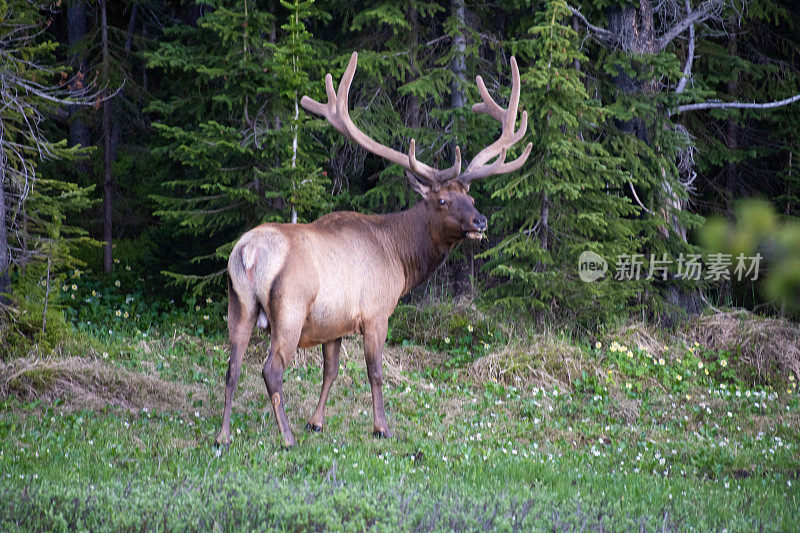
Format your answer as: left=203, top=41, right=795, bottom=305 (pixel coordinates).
left=297, top=301, right=360, bottom=348
left=257, top=310, right=269, bottom=329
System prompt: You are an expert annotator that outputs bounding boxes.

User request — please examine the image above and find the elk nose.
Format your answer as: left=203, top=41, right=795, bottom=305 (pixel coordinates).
left=473, top=215, right=487, bottom=231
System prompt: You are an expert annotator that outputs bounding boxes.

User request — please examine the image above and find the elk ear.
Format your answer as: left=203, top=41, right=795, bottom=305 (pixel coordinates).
left=406, top=171, right=434, bottom=199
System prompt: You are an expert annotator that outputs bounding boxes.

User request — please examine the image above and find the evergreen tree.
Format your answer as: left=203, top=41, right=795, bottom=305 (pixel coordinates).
left=336, top=0, right=454, bottom=213
left=58, top=1, right=151, bottom=273
left=571, top=0, right=800, bottom=313
left=1, top=0, right=95, bottom=347
left=481, top=0, right=641, bottom=320
left=146, top=0, right=330, bottom=289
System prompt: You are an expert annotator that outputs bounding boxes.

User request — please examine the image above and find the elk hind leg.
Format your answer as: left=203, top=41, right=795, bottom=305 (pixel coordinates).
left=215, top=275, right=258, bottom=446
left=307, top=338, right=342, bottom=432
left=262, top=322, right=301, bottom=448
left=364, top=321, right=392, bottom=438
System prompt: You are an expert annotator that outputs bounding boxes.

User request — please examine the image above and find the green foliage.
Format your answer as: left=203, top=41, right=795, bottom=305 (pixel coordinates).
left=601, top=340, right=740, bottom=394
left=146, top=0, right=331, bottom=290
left=700, top=200, right=800, bottom=313
left=56, top=261, right=227, bottom=340
left=1, top=323, right=798, bottom=530
left=388, top=302, right=505, bottom=374
left=0, top=267, right=72, bottom=358
left=0, top=0, right=95, bottom=352
left=482, top=1, right=642, bottom=321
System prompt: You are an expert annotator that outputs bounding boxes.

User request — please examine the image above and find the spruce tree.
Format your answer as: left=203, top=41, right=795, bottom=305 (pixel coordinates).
left=481, top=0, right=642, bottom=320
left=1, top=0, right=95, bottom=347
left=146, top=0, right=330, bottom=289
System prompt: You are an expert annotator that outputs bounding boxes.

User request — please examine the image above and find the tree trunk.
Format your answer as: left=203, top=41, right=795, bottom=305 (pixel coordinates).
left=572, top=16, right=581, bottom=72
left=290, top=78, right=298, bottom=223
left=67, top=1, right=90, bottom=176
left=607, top=1, right=686, bottom=237
left=406, top=6, right=420, bottom=130
left=106, top=3, right=137, bottom=168
left=450, top=0, right=467, bottom=110
left=141, top=22, right=148, bottom=92
left=540, top=193, right=550, bottom=253
left=724, top=32, right=738, bottom=215
left=101, top=1, right=113, bottom=273
left=269, top=2, right=277, bottom=43
left=0, top=153, right=9, bottom=302
left=607, top=1, right=698, bottom=315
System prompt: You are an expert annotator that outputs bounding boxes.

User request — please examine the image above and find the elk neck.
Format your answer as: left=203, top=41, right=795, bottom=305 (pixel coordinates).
left=377, top=201, right=458, bottom=296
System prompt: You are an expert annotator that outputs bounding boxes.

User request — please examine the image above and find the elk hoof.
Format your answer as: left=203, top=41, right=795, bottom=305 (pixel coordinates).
left=305, top=422, right=323, bottom=433
left=373, top=428, right=392, bottom=439
left=214, top=433, right=230, bottom=448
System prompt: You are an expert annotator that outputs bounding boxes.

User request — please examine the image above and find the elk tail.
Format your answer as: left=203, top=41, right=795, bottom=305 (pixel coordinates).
left=230, top=242, right=269, bottom=330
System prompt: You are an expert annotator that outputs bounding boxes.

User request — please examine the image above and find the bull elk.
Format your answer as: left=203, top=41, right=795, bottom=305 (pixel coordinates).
left=215, top=52, right=530, bottom=448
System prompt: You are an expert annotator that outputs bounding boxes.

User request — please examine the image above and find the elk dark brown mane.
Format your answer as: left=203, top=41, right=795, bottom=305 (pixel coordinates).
left=216, top=52, right=530, bottom=448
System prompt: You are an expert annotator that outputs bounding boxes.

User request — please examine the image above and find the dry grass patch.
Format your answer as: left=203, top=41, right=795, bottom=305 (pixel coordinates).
left=607, top=390, right=640, bottom=424
left=686, top=310, right=800, bottom=382
left=468, top=334, right=601, bottom=389
left=608, top=322, right=669, bottom=357
left=0, top=356, right=206, bottom=413
left=604, top=311, right=800, bottom=384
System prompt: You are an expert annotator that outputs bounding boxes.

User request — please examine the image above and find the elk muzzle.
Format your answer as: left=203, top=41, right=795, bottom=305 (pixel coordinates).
left=466, top=213, right=488, bottom=240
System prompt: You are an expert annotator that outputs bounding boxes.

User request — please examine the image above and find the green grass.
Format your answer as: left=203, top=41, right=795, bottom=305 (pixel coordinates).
left=1, top=317, right=799, bottom=531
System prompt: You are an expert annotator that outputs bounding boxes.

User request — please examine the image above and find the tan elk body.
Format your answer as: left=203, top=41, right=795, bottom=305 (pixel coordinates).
left=216, top=52, right=530, bottom=448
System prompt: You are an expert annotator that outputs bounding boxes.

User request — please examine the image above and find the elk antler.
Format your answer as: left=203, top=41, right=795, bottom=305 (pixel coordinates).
left=457, top=56, right=532, bottom=185
left=300, top=52, right=462, bottom=187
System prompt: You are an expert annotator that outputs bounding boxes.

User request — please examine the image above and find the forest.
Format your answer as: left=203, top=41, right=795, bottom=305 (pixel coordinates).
left=1, top=0, right=800, bottom=530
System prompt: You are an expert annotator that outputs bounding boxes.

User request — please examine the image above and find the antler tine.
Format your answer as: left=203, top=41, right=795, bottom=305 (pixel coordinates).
left=506, top=56, right=521, bottom=130
left=301, top=52, right=462, bottom=189
left=463, top=148, right=508, bottom=182
left=408, top=139, right=424, bottom=176
left=459, top=56, right=531, bottom=184
left=436, top=145, right=462, bottom=181
left=335, top=52, right=359, bottom=129
left=473, top=75, right=504, bottom=121
left=324, top=73, right=337, bottom=108
left=299, top=79, right=331, bottom=118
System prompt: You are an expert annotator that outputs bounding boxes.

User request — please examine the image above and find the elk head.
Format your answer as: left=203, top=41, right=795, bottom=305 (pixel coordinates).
left=300, top=52, right=531, bottom=242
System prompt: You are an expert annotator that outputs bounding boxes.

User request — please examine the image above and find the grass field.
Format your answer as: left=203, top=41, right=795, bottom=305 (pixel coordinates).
left=1, top=309, right=799, bottom=531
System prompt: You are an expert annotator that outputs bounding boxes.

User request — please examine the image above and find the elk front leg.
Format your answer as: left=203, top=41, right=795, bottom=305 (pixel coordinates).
left=307, top=338, right=342, bottom=432
left=215, top=288, right=258, bottom=446
left=364, top=321, right=392, bottom=438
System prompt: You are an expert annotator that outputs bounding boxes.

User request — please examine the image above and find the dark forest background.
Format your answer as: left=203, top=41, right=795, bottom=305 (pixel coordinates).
left=3, top=0, right=800, bottom=350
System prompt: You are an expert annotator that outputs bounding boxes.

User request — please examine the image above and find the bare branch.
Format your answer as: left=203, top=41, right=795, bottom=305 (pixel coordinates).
left=568, top=5, right=615, bottom=43
left=629, top=182, right=654, bottom=215
left=657, top=0, right=722, bottom=50
left=675, top=0, right=695, bottom=94
left=673, top=93, right=800, bottom=115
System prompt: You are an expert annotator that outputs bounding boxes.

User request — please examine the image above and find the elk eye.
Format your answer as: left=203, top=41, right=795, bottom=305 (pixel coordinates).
left=438, top=198, right=447, bottom=206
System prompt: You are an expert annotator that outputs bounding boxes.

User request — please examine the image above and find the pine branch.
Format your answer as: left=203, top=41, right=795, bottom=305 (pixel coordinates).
left=673, top=93, right=800, bottom=115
